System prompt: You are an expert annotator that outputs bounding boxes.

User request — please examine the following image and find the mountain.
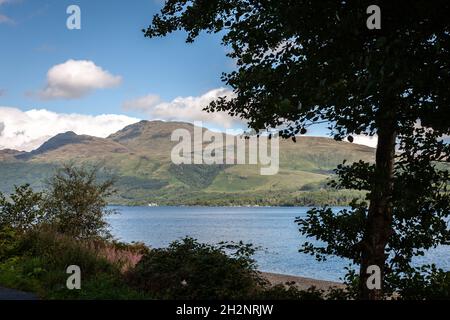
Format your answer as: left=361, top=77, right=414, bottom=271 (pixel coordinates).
left=15, top=131, right=130, bottom=161
left=0, top=149, right=23, bottom=161
left=0, top=121, right=375, bottom=206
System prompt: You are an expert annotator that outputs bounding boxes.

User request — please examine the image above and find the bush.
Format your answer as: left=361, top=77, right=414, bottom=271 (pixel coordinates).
left=126, top=237, right=266, bottom=299
left=0, top=164, right=115, bottom=241
left=390, top=265, right=450, bottom=300
left=0, top=184, right=45, bottom=233
left=0, top=226, right=22, bottom=262
left=20, top=228, right=115, bottom=276
left=256, top=284, right=325, bottom=300
left=43, top=163, right=116, bottom=240
left=0, top=226, right=149, bottom=299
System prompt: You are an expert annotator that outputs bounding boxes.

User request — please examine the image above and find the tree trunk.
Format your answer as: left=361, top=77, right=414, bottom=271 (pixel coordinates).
left=359, top=120, right=397, bottom=300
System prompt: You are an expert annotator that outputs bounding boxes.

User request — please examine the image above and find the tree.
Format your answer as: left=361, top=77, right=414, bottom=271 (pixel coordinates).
left=44, top=163, right=116, bottom=240
left=0, top=184, right=45, bottom=233
left=143, top=1, right=450, bottom=299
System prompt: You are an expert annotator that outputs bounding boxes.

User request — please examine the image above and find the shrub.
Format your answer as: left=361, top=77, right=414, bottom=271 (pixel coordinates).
left=389, top=265, right=450, bottom=300
left=0, top=163, right=115, bottom=241
left=256, top=284, right=325, bottom=300
left=0, top=184, right=45, bottom=233
left=0, top=226, right=22, bottom=262
left=19, top=227, right=115, bottom=276
left=43, top=163, right=116, bottom=240
left=126, top=237, right=266, bottom=299
left=0, top=227, right=149, bottom=299
left=89, top=240, right=149, bottom=272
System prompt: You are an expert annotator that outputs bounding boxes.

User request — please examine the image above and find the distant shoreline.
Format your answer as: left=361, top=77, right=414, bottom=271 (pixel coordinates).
left=108, top=204, right=346, bottom=208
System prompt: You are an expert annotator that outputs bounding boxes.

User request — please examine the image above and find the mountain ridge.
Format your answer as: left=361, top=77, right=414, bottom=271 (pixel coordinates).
left=0, top=121, right=375, bottom=206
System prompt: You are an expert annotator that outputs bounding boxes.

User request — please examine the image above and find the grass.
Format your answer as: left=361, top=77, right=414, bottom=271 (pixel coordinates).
left=206, top=166, right=328, bottom=192
left=0, top=228, right=151, bottom=299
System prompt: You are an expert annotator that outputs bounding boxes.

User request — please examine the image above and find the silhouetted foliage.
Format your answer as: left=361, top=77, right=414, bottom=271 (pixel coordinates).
left=126, top=237, right=265, bottom=299
left=144, top=1, right=450, bottom=299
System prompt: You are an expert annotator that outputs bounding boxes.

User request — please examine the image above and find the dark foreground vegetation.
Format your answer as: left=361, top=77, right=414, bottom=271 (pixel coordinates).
left=143, top=0, right=450, bottom=299
left=0, top=164, right=336, bottom=300
left=1, top=164, right=448, bottom=300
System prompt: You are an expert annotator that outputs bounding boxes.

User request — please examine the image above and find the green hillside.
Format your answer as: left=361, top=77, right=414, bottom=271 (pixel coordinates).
left=0, top=121, right=375, bottom=206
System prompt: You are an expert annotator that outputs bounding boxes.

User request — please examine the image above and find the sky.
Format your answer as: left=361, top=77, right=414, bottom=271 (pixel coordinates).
left=0, top=0, right=378, bottom=151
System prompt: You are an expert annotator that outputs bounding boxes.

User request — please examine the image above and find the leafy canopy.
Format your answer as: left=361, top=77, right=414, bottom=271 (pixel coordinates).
left=144, top=0, right=450, bottom=139
left=144, top=1, right=450, bottom=298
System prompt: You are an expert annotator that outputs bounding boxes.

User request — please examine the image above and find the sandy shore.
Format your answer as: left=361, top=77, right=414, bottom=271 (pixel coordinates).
left=261, top=272, right=344, bottom=291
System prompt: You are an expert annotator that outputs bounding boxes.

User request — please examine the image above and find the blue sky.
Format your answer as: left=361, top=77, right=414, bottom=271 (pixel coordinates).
left=0, top=0, right=232, bottom=115
left=0, top=0, right=378, bottom=151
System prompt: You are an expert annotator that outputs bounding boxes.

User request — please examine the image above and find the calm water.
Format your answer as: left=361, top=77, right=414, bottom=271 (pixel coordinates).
left=107, top=206, right=449, bottom=282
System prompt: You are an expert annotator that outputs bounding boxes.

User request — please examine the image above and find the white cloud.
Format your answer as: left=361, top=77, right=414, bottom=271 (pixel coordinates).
left=0, top=105, right=380, bottom=152
left=121, top=89, right=380, bottom=148
left=38, top=60, right=122, bottom=100
left=0, top=13, right=13, bottom=24
left=0, top=0, right=16, bottom=25
left=352, top=135, right=378, bottom=148
left=123, top=88, right=244, bottom=129
left=123, top=94, right=161, bottom=112
left=0, top=107, right=140, bottom=151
